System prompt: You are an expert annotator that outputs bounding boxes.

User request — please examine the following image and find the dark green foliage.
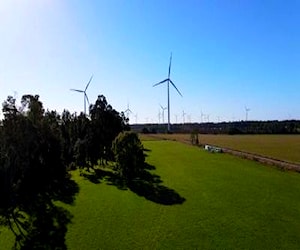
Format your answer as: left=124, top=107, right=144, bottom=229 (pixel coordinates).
left=89, top=95, right=129, bottom=165
left=142, top=127, right=150, bottom=134
left=0, top=95, right=64, bottom=208
left=112, top=132, right=145, bottom=180
left=0, top=93, right=130, bottom=248
left=0, top=95, right=78, bottom=249
left=59, top=95, right=128, bottom=171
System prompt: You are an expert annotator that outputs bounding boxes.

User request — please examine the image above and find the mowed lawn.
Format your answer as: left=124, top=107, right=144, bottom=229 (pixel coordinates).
left=2, top=140, right=300, bottom=249
left=146, top=134, right=300, bottom=164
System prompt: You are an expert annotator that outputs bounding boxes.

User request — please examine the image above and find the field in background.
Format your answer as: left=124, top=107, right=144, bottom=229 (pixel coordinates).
left=2, top=140, right=300, bottom=249
left=141, top=134, right=300, bottom=164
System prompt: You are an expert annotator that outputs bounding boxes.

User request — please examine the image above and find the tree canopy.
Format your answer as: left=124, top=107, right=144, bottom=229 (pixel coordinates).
left=0, top=93, right=132, bottom=248
left=112, top=131, right=145, bottom=180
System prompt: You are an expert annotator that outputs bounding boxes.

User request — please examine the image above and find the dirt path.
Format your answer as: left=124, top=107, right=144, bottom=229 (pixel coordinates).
left=215, top=146, right=300, bottom=172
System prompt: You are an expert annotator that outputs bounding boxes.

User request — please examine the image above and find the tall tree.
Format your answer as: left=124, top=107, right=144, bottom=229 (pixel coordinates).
left=112, top=131, right=145, bottom=180
left=0, top=95, right=71, bottom=248
left=89, top=95, right=129, bottom=165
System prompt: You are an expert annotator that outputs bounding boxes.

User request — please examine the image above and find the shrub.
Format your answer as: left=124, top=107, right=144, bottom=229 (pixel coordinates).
left=190, top=130, right=199, bottom=145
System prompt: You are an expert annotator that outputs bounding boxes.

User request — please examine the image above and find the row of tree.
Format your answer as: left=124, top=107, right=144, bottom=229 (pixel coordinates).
left=0, top=94, right=145, bottom=248
left=133, top=120, right=300, bottom=134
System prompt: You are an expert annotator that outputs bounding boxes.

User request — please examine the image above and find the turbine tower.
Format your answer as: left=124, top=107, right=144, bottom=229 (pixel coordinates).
left=153, top=53, right=182, bottom=132
left=70, top=75, right=93, bottom=115
left=158, top=109, right=161, bottom=124
left=245, top=106, right=250, bottom=121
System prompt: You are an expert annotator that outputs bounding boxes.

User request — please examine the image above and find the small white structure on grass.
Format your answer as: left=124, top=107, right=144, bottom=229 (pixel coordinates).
left=204, top=145, right=222, bottom=153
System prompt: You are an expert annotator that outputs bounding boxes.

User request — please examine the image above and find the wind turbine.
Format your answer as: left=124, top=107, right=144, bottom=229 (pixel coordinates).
left=245, top=106, right=250, bottom=121
left=182, top=110, right=186, bottom=124
left=125, top=103, right=132, bottom=119
left=200, top=110, right=205, bottom=123
left=160, top=104, right=167, bottom=124
left=70, top=75, right=93, bottom=115
left=153, top=53, right=182, bottom=132
left=206, top=114, right=210, bottom=123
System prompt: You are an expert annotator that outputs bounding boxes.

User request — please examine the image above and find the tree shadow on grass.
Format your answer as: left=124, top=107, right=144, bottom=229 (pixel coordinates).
left=9, top=175, right=79, bottom=250
left=84, top=163, right=186, bottom=206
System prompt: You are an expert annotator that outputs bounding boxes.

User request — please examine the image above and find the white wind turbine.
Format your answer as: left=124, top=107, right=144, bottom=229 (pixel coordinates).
left=125, top=103, right=132, bottom=119
left=245, top=106, right=250, bottom=121
left=206, top=114, right=210, bottom=123
left=182, top=110, right=186, bottom=124
left=70, top=75, right=93, bottom=115
left=153, top=53, right=182, bottom=132
left=200, top=110, right=205, bottom=123
left=160, top=104, right=167, bottom=124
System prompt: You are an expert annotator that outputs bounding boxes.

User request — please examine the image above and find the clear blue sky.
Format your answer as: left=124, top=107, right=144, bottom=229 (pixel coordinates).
left=0, top=0, right=299, bottom=123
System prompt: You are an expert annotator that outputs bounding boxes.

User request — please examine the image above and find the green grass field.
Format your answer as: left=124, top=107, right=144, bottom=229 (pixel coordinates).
left=144, top=134, right=300, bottom=164
left=1, top=140, right=300, bottom=249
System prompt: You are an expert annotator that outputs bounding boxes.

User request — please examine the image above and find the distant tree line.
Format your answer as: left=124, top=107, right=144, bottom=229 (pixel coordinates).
left=132, top=120, right=300, bottom=135
left=0, top=94, right=145, bottom=248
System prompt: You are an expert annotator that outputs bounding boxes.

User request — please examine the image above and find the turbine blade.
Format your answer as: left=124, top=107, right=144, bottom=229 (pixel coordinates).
left=85, top=75, right=93, bottom=91
left=70, top=89, right=84, bottom=93
left=168, top=53, right=172, bottom=78
left=153, top=79, right=168, bottom=87
left=170, top=79, right=183, bottom=97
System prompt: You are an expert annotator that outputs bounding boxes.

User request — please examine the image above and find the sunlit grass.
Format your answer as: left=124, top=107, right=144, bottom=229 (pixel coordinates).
left=64, top=140, right=300, bottom=249
left=2, top=140, right=300, bottom=249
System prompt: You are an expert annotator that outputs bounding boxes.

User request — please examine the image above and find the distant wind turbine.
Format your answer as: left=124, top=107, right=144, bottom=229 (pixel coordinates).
left=160, top=104, right=167, bottom=124
left=182, top=110, right=186, bottom=124
left=153, top=53, right=182, bottom=132
left=200, top=110, right=205, bottom=123
left=245, top=106, right=250, bottom=121
left=70, top=75, right=93, bottom=115
left=206, top=114, right=210, bottom=123
left=125, top=103, right=132, bottom=119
